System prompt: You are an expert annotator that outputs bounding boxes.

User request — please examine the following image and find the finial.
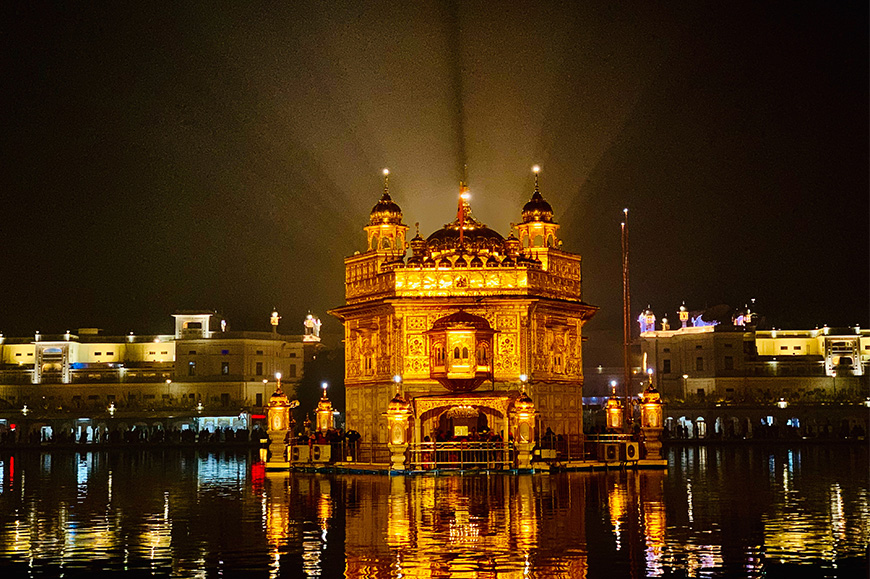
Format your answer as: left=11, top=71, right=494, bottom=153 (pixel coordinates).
left=382, top=168, right=390, bottom=194
left=415, top=222, right=420, bottom=236
left=532, top=165, right=540, bottom=192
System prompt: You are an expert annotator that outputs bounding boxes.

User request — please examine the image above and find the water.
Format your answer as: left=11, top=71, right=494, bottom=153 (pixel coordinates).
left=0, top=445, right=867, bottom=578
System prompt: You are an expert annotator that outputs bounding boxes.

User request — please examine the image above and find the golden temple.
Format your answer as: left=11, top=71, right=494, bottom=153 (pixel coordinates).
left=329, top=168, right=598, bottom=458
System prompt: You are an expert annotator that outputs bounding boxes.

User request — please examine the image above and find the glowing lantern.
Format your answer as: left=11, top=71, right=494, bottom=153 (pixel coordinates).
left=386, top=392, right=412, bottom=445
left=512, top=391, right=536, bottom=443
left=640, top=386, right=663, bottom=429
left=640, top=385, right=664, bottom=461
left=605, top=395, right=624, bottom=431
left=316, top=383, right=334, bottom=433
left=268, top=385, right=292, bottom=432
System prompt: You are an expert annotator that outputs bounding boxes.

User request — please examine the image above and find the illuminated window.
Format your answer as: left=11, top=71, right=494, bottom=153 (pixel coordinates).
left=221, top=362, right=229, bottom=375
left=696, top=357, right=704, bottom=371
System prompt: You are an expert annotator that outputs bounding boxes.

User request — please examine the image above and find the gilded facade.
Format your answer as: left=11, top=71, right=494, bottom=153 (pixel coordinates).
left=330, top=173, right=597, bottom=445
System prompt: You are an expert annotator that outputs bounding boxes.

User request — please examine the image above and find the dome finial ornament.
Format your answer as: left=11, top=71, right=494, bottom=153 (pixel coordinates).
left=532, top=165, right=540, bottom=192
left=382, top=168, right=390, bottom=194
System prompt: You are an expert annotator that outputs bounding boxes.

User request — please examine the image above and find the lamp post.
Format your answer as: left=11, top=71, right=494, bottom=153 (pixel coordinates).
left=316, top=382, right=333, bottom=433
left=511, top=388, right=537, bottom=469
left=682, top=374, right=689, bottom=399
left=266, top=375, right=293, bottom=471
left=385, top=388, right=411, bottom=471
left=605, top=381, right=624, bottom=431
left=640, top=385, right=664, bottom=460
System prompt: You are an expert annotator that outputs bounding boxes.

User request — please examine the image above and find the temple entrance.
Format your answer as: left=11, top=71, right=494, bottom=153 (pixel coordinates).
left=436, top=406, right=489, bottom=440
left=413, top=400, right=511, bottom=470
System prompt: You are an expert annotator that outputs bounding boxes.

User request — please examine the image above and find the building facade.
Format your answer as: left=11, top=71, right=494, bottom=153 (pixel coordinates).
left=330, top=173, right=597, bottom=446
left=0, top=311, right=320, bottom=414
left=640, top=318, right=869, bottom=402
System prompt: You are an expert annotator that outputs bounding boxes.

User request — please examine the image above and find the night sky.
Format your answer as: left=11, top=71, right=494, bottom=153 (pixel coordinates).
left=1, top=2, right=867, bottom=366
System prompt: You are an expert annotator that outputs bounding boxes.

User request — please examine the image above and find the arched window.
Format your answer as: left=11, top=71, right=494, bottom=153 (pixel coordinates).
left=462, top=347, right=469, bottom=359
left=454, top=347, right=461, bottom=359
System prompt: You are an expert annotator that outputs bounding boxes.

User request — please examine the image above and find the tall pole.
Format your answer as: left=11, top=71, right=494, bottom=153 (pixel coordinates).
left=622, top=208, right=631, bottom=431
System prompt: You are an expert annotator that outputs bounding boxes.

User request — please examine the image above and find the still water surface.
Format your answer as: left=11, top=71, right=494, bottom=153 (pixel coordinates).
left=0, top=445, right=867, bottom=578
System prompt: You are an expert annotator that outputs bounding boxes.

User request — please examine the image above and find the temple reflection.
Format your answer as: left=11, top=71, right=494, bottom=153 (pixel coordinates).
left=0, top=448, right=866, bottom=576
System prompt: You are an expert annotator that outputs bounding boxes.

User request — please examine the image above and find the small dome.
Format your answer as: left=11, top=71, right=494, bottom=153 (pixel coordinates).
left=521, top=190, right=554, bottom=223
left=370, top=192, right=404, bottom=225
left=410, top=232, right=427, bottom=255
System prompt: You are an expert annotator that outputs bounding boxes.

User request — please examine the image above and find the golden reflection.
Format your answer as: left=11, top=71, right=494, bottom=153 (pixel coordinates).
left=640, top=472, right=666, bottom=578
left=386, top=476, right=410, bottom=548
left=607, top=475, right=628, bottom=551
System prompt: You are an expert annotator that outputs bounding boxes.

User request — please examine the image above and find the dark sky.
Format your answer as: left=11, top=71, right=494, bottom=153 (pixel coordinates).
left=1, top=1, right=867, bottom=365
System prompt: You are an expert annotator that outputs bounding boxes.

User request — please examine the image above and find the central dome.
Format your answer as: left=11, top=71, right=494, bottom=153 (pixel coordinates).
left=426, top=211, right=505, bottom=253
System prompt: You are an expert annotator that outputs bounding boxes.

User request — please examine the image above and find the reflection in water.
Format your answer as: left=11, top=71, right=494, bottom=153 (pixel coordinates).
left=0, top=447, right=867, bottom=577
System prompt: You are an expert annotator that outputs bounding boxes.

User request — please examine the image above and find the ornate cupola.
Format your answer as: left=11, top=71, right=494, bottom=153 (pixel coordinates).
left=364, top=169, right=409, bottom=254
left=516, top=165, right=561, bottom=250
left=425, top=310, right=496, bottom=393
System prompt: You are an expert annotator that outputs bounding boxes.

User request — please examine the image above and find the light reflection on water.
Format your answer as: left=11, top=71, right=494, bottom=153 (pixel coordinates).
left=0, top=446, right=866, bottom=578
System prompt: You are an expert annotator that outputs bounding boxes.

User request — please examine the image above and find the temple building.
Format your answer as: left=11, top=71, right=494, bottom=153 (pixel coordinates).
left=329, top=169, right=597, bottom=448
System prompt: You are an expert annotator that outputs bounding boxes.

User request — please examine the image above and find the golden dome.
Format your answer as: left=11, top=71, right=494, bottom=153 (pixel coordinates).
left=521, top=190, right=554, bottom=223
left=370, top=191, right=404, bottom=225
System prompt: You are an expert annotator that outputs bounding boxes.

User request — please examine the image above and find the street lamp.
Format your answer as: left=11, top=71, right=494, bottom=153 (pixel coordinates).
left=777, top=398, right=788, bottom=409
left=108, top=401, right=116, bottom=416
left=682, top=374, right=689, bottom=398
left=605, top=381, right=623, bottom=431
left=21, top=404, right=29, bottom=416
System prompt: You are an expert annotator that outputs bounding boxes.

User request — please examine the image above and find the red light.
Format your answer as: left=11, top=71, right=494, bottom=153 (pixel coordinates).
left=9, top=424, right=15, bottom=431
left=251, top=414, right=266, bottom=420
